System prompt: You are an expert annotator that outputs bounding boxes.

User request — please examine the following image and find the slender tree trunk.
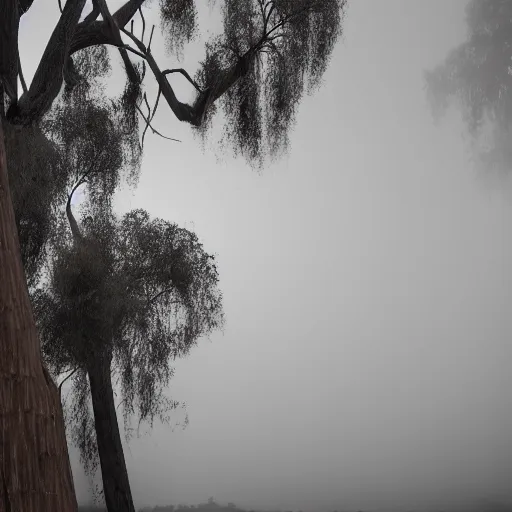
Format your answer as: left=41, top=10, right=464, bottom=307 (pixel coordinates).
left=0, top=119, right=78, bottom=510
left=87, top=349, right=135, bottom=512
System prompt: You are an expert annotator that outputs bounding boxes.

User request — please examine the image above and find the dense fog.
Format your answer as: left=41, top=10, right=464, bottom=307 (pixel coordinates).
left=18, top=0, right=512, bottom=511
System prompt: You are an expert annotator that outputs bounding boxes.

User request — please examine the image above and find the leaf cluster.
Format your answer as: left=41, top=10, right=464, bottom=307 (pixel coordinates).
left=33, top=208, right=224, bottom=476
left=193, top=0, right=345, bottom=167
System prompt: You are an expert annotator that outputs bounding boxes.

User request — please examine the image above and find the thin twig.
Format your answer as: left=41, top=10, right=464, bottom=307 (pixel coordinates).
left=162, top=68, right=203, bottom=93
left=118, top=43, right=147, bottom=60
left=18, top=52, right=27, bottom=94
left=58, top=367, right=80, bottom=402
left=58, top=0, right=63, bottom=13
left=135, top=104, right=181, bottom=145
left=138, top=6, right=146, bottom=43
left=149, top=288, right=178, bottom=304
left=143, top=92, right=151, bottom=115
left=120, top=27, right=148, bottom=53
left=148, top=25, right=155, bottom=52
left=141, top=87, right=162, bottom=147
left=265, top=2, right=275, bottom=28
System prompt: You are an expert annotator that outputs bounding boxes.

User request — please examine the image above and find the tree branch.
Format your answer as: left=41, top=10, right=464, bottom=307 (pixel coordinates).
left=135, top=103, right=181, bottom=145
left=82, top=2, right=100, bottom=26
left=141, top=87, right=162, bottom=147
left=70, top=0, right=146, bottom=55
left=17, top=51, right=27, bottom=94
left=138, top=6, right=146, bottom=43
left=120, top=27, right=199, bottom=124
left=8, top=0, right=87, bottom=124
left=149, top=289, right=177, bottom=304
left=95, top=0, right=140, bottom=85
left=66, top=160, right=98, bottom=241
left=58, top=367, right=80, bottom=402
left=19, top=0, right=36, bottom=15
left=66, top=194, right=83, bottom=242
left=162, top=69, right=204, bottom=94
left=147, top=25, right=155, bottom=51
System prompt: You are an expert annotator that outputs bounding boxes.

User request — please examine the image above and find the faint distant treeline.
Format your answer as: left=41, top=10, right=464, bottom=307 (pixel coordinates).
left=77, top=496, right=512, bottom=512
left=78, top=497, right=281, bottom=512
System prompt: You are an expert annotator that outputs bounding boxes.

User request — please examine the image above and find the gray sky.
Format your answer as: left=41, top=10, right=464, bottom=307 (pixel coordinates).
left=19, top=1, right=512, bottom=511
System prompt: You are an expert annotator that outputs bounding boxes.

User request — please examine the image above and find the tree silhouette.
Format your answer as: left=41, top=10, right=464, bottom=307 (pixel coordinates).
left=1, top=0, right=347, bottom=509
left=34, top=204, right=223, bottom=512
left=424, top=0, right=512, bottom=174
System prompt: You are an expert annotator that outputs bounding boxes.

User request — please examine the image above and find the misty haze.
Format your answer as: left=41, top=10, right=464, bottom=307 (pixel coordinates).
left=5, top=0, right=512, bottom=511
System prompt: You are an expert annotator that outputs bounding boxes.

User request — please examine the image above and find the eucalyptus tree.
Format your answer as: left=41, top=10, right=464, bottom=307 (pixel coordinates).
left=1, top=0, right=347, bottom=509
left=34, top=203, right=223, bottom=512
left=31, top=77, right=222, bottom=512
left=20, top=68, right=222, bottom=512
left=424, top=0, right=512, bottom=174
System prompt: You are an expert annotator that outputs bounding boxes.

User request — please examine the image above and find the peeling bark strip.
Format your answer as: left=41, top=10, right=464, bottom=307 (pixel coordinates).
left=88, top=350, right=135, bottom=512
left=0, top=119, right=78, bottom=511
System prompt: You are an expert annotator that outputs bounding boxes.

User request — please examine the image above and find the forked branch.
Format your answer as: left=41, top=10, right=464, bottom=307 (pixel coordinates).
left=162, top=69, right=204, bottom=94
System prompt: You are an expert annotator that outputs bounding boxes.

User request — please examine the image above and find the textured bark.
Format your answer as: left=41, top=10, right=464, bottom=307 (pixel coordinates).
left=0, top=120, right=78, bottom=510
left=88, top=351, right=135, bottom=512
left=70, top=0, right=146, bottom=54
left=0, top=0, right=19, bottom=101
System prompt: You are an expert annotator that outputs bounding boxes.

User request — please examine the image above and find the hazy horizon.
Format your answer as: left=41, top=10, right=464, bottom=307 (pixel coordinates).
left=18, top=1, right=512, bottom=511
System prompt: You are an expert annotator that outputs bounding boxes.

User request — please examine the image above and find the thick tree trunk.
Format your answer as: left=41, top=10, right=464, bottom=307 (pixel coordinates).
left=87, top=350, right=135, bottom=512
left=0, top=120, right=78, bottom=510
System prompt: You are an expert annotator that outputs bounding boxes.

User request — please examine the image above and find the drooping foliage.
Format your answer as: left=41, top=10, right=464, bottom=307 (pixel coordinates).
left=192, top=0, right=346, bottom=165
left=424, top=0, right=512, bottom=173
left=7, top=42, right=141, bottom=288
left=5, top=122, right=64, bottom=287
left=5, top=0, right=346, bottom=169
left=160, top=0, right=198, bottom=57
left=1, top=0, right=346, bottom=509
left=33, top=207, right=224, bottom=478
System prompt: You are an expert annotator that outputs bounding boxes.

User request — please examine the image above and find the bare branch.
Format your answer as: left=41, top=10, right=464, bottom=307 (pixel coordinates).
left=58, top=0, right=63, bottom=13
left=82, top=2, right=100, bottom=25
left=120, top=27, right=203, bottom=124
left=143, top=92, right=151, bottom=116
left=9, top=0, right=87, bottom=123
left=141, top=87, right=161, bottom=147
left=66, top=159, right=98, bottom=240
left=147, top=25, right=155, bottom=52
left=95, top=0, right=140, bottom=84
left=119, top=44, right=147, bottom=61
left=149, top=289, right=179, bottom=304
left=19, top=0, right=36, bottom=14
left=265, top=2, right=276, bottom=30
left=162, top=69, right=203, bottom=93
left=70, top=0, right=146, bottom=55
left=135, top=103, right=181, bottom=145
left=58, top=367, right=80, bottom=402
left=18, top=51, right=27, bottom=94
left=138, top=7, right=146, bottom=43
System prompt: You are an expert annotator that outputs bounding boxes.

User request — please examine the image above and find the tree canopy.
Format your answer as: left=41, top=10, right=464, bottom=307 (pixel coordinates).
left=4, top=0, right=346, bottom=167
left=424, top=0, right=512, bottom=173
left=33, top=205, right=224, bottom=479
left=1, top=0, right=347, bottom=509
